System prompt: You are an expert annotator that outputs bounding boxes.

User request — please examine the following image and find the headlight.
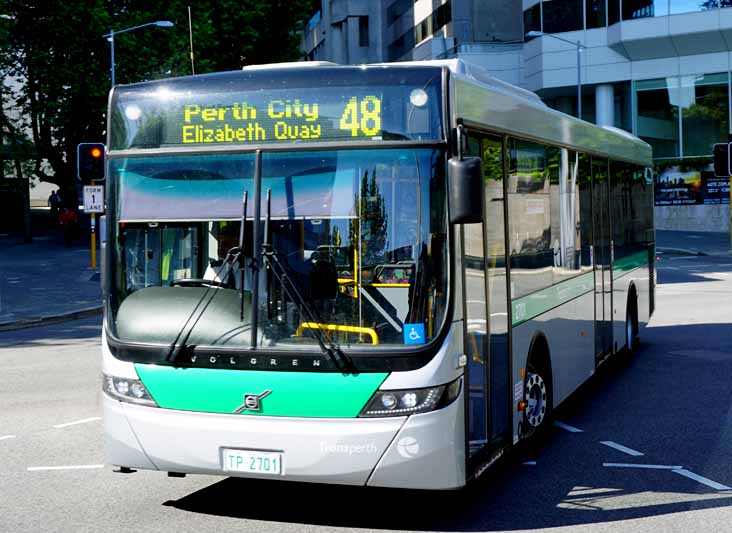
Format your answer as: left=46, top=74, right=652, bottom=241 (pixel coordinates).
left=359, top=378, right=462, bottom=417
left=103, top=374, right=158, bottom=407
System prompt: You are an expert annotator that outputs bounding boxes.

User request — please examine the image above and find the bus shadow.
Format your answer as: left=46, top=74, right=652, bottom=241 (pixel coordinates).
left=163, top=459, right=732, bottom=531
left=165, top=322, right=732, bottom=530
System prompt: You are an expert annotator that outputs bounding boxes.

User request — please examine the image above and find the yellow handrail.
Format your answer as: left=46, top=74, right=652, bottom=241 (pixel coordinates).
left=296, top=322, right=379, bottom=345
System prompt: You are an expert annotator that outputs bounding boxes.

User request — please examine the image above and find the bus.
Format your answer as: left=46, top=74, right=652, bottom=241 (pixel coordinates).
left=101, top=59, right=654, bottom=490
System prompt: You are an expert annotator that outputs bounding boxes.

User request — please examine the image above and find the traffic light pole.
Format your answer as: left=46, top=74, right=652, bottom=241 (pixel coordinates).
left=91, top=213, right=97, bottom=270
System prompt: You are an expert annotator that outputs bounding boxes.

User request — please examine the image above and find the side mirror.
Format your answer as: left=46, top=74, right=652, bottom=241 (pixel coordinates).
left=448, top=156, right=483, bottom=224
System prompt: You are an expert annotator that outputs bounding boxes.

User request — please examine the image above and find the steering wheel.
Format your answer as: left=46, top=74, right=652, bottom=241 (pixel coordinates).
left=170, top=278, right=227, bottom=288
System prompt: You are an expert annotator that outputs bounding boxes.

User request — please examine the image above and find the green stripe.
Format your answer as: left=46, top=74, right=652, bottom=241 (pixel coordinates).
left=135, top=364, right=388, bottom=418
left=511, top=271, right=595, bottom=327
left=511, top=251, right=650, bottom=326
left=613, top=250, right=649, bottom=280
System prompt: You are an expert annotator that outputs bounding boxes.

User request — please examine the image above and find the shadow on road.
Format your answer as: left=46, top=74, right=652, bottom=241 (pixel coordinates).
left=0, top=317, right=101, bottom=349
left=656, top=254, right=732, bottom=284
left=163, top=322, right=732, bottom=531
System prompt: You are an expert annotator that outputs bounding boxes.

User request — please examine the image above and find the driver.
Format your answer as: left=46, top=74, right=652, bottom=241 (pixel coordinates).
left=204, top=222, right=244, bottom=289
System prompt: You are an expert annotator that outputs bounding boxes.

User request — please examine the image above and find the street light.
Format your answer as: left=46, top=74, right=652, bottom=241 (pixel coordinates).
left=103, top=20, right=174, bottom=86
left=526, top=30, right=585, bottom=120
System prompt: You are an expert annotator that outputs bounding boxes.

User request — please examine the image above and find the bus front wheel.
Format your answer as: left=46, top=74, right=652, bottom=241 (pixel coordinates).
left=625, top=292, right=639, bottom=354
left=520, top=350, right=553, bottom=449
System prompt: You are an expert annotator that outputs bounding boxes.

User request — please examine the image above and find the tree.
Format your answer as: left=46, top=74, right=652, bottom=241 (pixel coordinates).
left=0, top=0, right=313, bottom=197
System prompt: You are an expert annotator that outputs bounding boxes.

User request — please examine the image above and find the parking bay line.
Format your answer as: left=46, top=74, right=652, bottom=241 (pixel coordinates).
left=600, top=441, right=644, bottom=457
left=53, top=417, right=101, bottom=429
left=27, top=464, right=104, bottom=472
left=555, top=421, right=584, bottom=433
left=604, top=463, right=683, bottom=470
left=673, top=469, right=732, bottom=491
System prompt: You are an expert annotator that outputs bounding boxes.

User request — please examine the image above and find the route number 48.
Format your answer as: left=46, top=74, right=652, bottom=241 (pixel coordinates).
left=339, top=96, right=382, bottom=137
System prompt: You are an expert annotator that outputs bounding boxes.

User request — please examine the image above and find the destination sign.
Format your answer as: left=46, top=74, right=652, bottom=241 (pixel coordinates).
left=179, top=95, right=381, bottom=144
left=109, top=67, right=443, bottom=150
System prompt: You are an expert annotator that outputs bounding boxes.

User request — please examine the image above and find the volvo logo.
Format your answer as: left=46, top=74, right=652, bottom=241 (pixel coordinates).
left=233, top=390, right=272, bottom=414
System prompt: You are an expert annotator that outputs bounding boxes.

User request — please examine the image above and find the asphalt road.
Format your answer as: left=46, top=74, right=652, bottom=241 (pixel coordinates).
left=2, top=253, right=732, bottom=532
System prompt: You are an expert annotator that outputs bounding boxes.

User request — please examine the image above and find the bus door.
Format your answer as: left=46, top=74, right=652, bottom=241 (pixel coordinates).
left=592, top=158, right=613, bottom=361
left=463, top=134, right=510, bottom=462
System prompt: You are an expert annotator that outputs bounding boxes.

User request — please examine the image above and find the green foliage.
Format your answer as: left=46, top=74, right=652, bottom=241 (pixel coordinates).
left=0, top=0, right=313, bottom=191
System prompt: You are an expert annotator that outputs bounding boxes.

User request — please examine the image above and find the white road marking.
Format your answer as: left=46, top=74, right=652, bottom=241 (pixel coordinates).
left=555, top=421, right=584, bottom=433
left=669, top=256, right=698, bottom=261
left=0, top=435, right=17, bottom=441
left=523, top=461, right=537, bottom=466
left=600, top=441, right=644, bottom=457
left=604, top=463, right=683, bottom=470
left=53, top=416, right=101, bottom=429
left=673, top=469, right=732, bottom=491
left=27, top=464, right=104, bottom=472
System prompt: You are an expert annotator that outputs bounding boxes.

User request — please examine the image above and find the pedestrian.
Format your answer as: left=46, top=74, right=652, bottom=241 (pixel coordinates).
left=48, top=190, right=60, bottom=222
left=59, top=207, right=78, bottom=247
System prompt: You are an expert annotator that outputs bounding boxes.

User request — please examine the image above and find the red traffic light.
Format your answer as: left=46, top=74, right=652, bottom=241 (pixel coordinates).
left=77, top=142, right=105, bottom=183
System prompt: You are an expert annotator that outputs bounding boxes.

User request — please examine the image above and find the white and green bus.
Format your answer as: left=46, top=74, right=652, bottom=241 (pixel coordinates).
left=102, top=59, right=654, bottom=489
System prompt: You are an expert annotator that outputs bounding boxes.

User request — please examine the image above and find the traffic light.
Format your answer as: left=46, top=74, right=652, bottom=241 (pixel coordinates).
left=77, top=142, right=105, bottom=184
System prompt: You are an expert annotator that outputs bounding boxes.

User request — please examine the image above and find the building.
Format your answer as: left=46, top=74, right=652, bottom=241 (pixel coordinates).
left=301, top=0, right=732, bottom=232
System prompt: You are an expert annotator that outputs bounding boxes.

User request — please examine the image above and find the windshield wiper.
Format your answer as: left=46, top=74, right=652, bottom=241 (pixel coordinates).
left=260, top=188, right=356, bottom=374
left=165, top=244, right=242, bottom=362
left=239, top=189, right=248, bottom=321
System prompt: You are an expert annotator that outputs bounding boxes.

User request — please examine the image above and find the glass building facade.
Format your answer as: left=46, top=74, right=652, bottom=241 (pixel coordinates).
left=635, top=73, right=730, bottom=160
left=524, top=0, right=729, bottom=35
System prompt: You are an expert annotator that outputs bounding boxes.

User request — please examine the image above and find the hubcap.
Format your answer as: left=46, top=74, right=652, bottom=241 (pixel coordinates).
left=525, top=372, right=547, bottom=428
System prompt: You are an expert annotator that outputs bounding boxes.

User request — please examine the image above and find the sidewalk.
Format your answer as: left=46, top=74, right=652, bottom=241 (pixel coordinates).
left=656, top=230, right=732, bottom=257
left=0, top=216, right=101, bottom=332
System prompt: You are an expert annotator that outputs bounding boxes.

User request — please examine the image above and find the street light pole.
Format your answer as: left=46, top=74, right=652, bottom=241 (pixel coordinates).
left=103, top=20, right=174, bottom=87
left=526, top=31, right=585, bottom=120
left=109, top=31, right=115, bottom=86
left=576, top=40, right=581, bottom=120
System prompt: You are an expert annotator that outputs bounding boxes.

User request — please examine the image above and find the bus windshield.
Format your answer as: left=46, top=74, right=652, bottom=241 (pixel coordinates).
left=109, top=148, right=448, bottom=352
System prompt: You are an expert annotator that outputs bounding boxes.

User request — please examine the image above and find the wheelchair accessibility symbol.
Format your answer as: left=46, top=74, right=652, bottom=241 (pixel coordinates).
left=403, top=323, right=425, bottom=345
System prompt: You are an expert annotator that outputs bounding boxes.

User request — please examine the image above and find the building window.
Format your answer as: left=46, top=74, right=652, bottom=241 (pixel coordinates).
left=359, top=16, right=369, bottom=47
left=671, top=0, right=719, bottom=15
left=387, top=0, right=412, bottom=26
left=415, top=1, right=451, bottom=45
left=543, top=0, right=583, bottom=33
left=681, top=73, right=729, bottom=157
left=622, top=0, right=668, bottom=19
left=636, top=78, right=680, bottom=158
left=586, top=0, right=606, bottom=28
left=609, top=0, right=621, bottom=23
left=524, top=3, right=541, bottom=40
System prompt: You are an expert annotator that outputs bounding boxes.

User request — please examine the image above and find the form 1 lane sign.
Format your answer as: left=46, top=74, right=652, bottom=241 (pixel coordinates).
left=83, top=185, right=104, bottom=213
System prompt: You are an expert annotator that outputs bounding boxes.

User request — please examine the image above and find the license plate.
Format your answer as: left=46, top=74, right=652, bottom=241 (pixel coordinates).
left=222, top=448, right=283, bottom=475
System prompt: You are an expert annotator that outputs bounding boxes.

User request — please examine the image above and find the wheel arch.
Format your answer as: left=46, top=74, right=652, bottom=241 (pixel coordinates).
left=526, top=331, right=553, bottom=399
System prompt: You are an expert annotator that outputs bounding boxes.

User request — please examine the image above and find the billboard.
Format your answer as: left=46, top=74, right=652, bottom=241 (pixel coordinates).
left=654, top=164, right=729, bottom=206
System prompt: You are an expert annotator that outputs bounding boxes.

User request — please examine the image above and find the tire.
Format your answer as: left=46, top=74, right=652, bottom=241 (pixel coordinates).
left=625, top=296, right=639, bottom=354
left=520, top=355, right=553, bottom=450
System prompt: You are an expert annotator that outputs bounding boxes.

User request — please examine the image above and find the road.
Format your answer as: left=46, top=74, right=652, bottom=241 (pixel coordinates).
left=2, top=253, right=732, bottom=532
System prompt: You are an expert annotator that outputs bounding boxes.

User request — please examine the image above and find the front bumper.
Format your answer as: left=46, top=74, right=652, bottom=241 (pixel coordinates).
left=103, top=387, right=465, bottom=489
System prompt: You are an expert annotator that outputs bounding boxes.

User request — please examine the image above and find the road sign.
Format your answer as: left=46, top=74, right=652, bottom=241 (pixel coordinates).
left=83, top=185, right=104, bottom=213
